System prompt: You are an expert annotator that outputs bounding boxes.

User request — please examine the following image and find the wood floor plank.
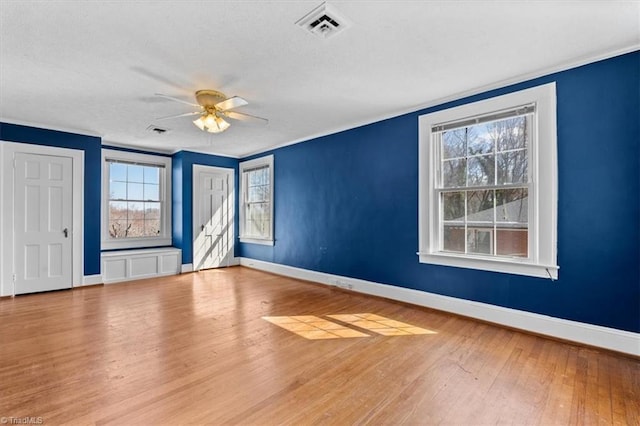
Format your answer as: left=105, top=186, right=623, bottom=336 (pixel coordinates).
left=0, top=266, right=638, bottom=425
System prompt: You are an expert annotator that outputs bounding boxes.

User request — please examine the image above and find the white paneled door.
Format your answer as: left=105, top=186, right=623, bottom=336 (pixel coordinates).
left=193, top=167, right=234, bottom=271
left=14, top=153, right=73, bottom=294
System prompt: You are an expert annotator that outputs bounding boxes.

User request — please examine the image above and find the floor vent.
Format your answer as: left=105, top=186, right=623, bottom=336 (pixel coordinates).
left=296, top=2, right=351, bottom=39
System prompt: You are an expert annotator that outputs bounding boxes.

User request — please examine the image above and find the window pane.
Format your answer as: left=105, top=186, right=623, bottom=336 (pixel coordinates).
left=127, top=183, right=144, bottom=200
left=467, top=190, right=494, bottom=223
left=467, top=228, right=493, bottom=255
left=442, top=192, right=465, bottom=221
left=496, top=229, right=528, bottom=257
left=467, top=125, right=494, bottom=155
left=467, top=155, right=495, bottom=186
left=144, top=184, right=159, bottom=201
left=496, top=116, right=528, bottom=152
left=249, top=168, right=267, bottom=186
left=442, top=129, right=466, bottom=159
left=497, top=150, right=527, bottom=184
left=496, top=189, right=528, bottom=223
left=127, top=205, right=142, bottom=238
left=144, top=219, right=160, bottom=236
left=126, top=204, right=145, bottom=237
left=442, top=159, right=466, bottom=188
left=144, top=202, right=161, bottom=219
left=126, top=222, right=144, bottom=237
left=108, top=220, right=128, bottom=238
left=262, top=183, right=271, bottom=200
left=248, top=186, right=263, bottom=202
left=249, top=170, right=261, bottom=186
left=249, top=203, right=265, bottom=223
left=127, top=165, right=144, bottom=183
left=443, top=225, right=465, bottom=253
left=110, top=163, right=127, bottom=182
left=143, top=166, right=159, bottom=184
left=247, top=203, right=270, bottom=238
left=108, top=201, right=127, bottom=221
left=495, top=189, right=528, bottom=258
left=109, top=181, right=126, bottom=200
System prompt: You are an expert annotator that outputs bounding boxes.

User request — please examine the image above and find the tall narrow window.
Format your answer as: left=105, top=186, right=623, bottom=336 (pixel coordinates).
left=240, top=155, right=274, bottom=245
left=102, top=149, right=171, bottom=250
left=418, top=83, right=558, bottom=279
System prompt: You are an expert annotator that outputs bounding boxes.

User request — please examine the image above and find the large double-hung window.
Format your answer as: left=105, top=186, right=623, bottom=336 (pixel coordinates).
left=418, top=83, right=558, bottom=279
left=101, top=149, right=172, bottom=250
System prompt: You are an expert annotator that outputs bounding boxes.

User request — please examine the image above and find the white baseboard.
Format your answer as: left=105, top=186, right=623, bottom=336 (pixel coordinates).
left=79, top=274, right=103, bottom=286
left=239, top=257, right=639, bottom=357
left=181, top=263, right=193, bottom=273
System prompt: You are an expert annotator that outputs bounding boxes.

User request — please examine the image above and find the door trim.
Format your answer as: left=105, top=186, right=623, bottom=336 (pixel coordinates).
left=0, top=141, right=84, bottom=296
left=192, top=164, right=235, bottom=271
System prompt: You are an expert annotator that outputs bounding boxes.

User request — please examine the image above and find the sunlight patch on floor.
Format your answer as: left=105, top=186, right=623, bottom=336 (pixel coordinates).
left=262, top=315, right=370, bottom=339
left=327, top=313, right=437, bottom=336
left=263, top=313, right=436, bottom=339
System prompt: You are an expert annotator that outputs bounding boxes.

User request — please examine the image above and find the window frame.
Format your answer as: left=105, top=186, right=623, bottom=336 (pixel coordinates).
left=101, top=149, right=172, bottom=250
left=418, top=83, right=558, bottom=279
left=239, top=155, right=274, bottom=246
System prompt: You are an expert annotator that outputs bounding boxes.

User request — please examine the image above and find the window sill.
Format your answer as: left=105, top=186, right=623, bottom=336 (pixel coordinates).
left=239, top=237, right=274, bottom=246
left=417, top=251, right=558, bottom=280
left=102, top=236, right=172, bottom=251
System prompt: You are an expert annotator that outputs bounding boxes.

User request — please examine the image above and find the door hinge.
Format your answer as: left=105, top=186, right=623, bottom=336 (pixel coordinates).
left=12, top=273, right=16, bottom=283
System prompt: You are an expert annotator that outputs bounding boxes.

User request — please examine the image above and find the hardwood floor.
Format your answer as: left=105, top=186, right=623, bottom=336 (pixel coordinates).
left=0, top=267, right=638, bottom=425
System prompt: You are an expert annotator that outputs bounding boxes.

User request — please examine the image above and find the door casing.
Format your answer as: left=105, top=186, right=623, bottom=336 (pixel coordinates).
left=0, top=141, right=84, bottom=296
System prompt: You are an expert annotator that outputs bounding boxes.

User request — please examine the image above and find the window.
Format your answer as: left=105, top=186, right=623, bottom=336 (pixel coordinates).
left=101, top=149, right=172, bottom=250
left=418, top=83, right=558, bottom=279
left=239, top=155, right=274, bottom=245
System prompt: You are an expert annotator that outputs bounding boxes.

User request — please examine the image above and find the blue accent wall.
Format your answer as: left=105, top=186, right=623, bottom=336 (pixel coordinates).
left=0, top=123, right=102, bottom=275
left=171, top=150, right=238, bottom=265
left=240, top=51, right=640, bottom=333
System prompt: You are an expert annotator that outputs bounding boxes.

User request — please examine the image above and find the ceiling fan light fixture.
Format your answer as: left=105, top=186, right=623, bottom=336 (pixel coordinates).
left=193, top=116, right=206, bottom=131
left=204, top=113, right=217, bottom=128
left=215, top=116, right=230, bottom=131
left=194, top=113, right=230, bottom=133
left=159, top=89, right=266, bottom=135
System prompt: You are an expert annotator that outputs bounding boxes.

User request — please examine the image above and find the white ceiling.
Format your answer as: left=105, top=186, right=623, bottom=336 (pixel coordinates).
left=1, top=1, right=638, bottom=158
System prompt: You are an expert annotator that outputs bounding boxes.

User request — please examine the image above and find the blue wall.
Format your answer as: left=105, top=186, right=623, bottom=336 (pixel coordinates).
left=171, top=150, right=238, bottom=265
left=240, top=51, right=640, bottom=333
left=0, top=123, right=102, bottom=275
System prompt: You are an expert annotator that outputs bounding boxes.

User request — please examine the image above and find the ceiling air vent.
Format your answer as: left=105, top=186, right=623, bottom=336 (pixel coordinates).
left=296, top=2, right=351, bottom=39
left=146, top=125, right=169, bottom=135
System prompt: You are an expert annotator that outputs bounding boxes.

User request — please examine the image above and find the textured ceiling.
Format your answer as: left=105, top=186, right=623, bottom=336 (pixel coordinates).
left=1, top=1, right=638, bottom=157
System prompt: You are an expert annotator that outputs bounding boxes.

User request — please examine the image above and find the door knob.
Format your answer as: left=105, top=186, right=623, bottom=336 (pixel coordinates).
left=201, top=224, right=205, bottom=231
left=63, top=228, right=68, bottom=238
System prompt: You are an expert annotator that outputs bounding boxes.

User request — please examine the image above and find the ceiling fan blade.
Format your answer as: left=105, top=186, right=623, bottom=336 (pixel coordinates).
left=225, top=111, right=269, bottom=125
left=155, top=111, right=202, bottom=121
left=215, top=96, right=249, bottom=111
left=155, top=93, right=200, bottom=107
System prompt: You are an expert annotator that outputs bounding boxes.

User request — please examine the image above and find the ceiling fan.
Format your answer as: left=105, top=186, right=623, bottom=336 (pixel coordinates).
left=155, top=90, right=268, bottom=133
